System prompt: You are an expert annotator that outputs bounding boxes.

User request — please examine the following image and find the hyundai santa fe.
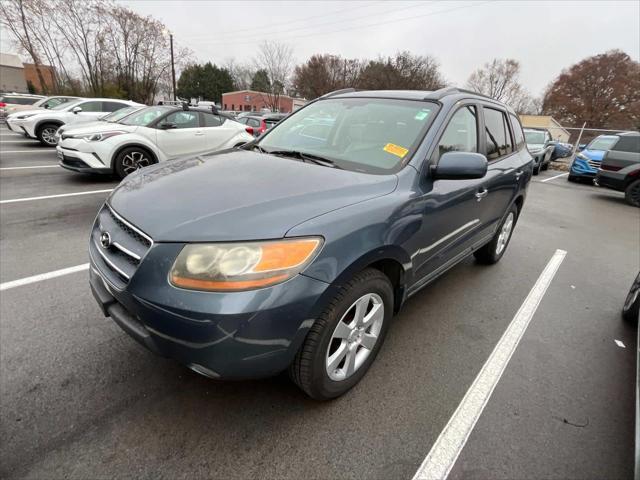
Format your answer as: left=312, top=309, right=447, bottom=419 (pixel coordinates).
left=89, top=87, right=533, bottom=400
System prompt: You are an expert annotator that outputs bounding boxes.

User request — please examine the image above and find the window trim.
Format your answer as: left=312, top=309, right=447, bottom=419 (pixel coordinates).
left=481, top=105, right=517, bottom=163
left=508, top=113, right=526, bottom=152
left=429, top=101, right=481, bottom=167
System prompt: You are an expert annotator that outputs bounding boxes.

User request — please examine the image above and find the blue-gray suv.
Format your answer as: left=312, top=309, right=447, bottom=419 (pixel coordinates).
left=89, top=88, right=533, bottom=400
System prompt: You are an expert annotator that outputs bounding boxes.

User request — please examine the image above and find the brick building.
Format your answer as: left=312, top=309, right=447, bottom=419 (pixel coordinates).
left=222, top=90, right=305, bottom=113
left=23, top=63, right=56, bottom=93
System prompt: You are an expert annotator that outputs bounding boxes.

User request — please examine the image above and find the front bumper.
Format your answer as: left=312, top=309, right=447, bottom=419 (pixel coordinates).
left=5, top=118, right=34, bottom=137
left=595, top=169, right=627, bottom=192
left=89, top=240, right=333, bottom=379
left=56, top=145, right=112, bottom=174
left=570, top=157, right=599, bottom=178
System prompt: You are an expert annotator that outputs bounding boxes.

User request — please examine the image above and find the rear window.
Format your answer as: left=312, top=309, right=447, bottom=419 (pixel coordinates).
left=509, top=114, right=525, bottom=150
left=611, top=136, right=640, bottom=153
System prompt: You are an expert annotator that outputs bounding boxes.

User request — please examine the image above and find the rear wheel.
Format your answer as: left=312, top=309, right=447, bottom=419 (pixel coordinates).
left=624, top=179, right=640, bottom=207
left=289, top=268, right=393, bottom=400
left=37, top=123, right=59, bottom=146
left=474, top=204, right=518, bottom=265
left=533, top=163, right=540, bottom=175
left=622, top=273, right=640, bottom=323
left=541, top=162, right=549, bottom=171
left=113, top=147, right=154, bottom=179
left=567, top=174, right=578, bottom=182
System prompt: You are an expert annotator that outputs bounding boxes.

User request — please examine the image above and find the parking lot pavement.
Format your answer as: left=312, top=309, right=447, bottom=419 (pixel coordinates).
left=1, top=128, right=637, bottom=479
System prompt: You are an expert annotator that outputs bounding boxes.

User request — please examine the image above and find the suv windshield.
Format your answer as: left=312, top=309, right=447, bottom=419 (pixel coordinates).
left=102, top=106, right=140, bottom=122
left=57, top=100, right=82, bottom=110
left=588, top=136, right=618, bottom=151
left=119, top=106, right=170, bottom=126
left=524, top=131, right=545, bottom=144
left=257, top=98, right=438, bottom=174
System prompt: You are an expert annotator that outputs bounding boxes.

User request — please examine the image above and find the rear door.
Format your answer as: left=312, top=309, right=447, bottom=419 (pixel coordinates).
left=154, top=110, right=206, bottom=158
left=476, top=105, right=523, bottom=239
left=71, top=100, right=106, bottom=123
left=200, top=112, right=236, bottom=151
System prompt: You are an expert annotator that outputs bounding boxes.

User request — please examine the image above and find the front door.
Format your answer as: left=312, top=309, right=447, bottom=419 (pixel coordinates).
left=155, top=110, right=206, bottom=159
left=409, top=104, right=487, bottom=290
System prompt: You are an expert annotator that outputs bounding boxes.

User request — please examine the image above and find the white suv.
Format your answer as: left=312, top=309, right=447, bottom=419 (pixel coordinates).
left=6, top=98, right=142, bottom=146
left=57, top=105, right=254, bottom=178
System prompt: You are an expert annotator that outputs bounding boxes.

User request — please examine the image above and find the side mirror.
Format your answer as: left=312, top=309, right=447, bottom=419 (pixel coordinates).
left=44, top=104, right=50, bottom=109
left=431, top=152, right=488, bottom=180
left=72, top=106, right=82, bottom=114
left=578, top=144, right=586, bottom=151
left=159, top=122, right=177, bottom=129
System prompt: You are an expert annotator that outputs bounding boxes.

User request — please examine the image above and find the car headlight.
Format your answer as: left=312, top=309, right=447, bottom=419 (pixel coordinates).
left=576, top=152, right=588, bottom=160
left=83, top=131, right=126, bottom=142
left=170, top=237, right=323, bottom=291
left=16, top=113, right=37, bottom=120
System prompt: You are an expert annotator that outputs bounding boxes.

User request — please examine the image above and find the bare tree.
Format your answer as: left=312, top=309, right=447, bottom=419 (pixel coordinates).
left=466, top=58, right=533, bottom=112
left=357, top=52, right=446, bottom=91
left=254, top=41, right=294, bottom=111
left=223, top=58, right=254, bottom=91
left=293, top=54, right=361, bottom=99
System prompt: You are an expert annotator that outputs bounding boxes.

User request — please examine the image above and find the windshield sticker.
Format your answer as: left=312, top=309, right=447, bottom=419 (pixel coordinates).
left=415, top=110, right=430, bottom=121
left=384, top=143, right=409, bottom=158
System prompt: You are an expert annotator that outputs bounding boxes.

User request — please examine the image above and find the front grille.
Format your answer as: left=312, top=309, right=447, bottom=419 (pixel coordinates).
left=587, top=159, right=601, bottom=169
left=91, top=204, right=153, bottom=287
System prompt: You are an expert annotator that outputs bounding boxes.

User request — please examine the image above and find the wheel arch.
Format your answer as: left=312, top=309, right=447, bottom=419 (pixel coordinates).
left=34, top=119, right=64, bottom=135
left=111, top=143, right=158, bottom=169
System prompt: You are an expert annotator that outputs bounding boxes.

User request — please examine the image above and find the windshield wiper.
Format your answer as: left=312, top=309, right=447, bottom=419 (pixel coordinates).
left=266, top=149, right=342, bottom=169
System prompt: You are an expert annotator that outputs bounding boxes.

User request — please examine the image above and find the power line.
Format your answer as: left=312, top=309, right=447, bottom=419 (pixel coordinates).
left=191, top=1, right=491, bottom=47
left=184, top=1, right=438, bottom=43
left=181, top=0, right=388, bottom=39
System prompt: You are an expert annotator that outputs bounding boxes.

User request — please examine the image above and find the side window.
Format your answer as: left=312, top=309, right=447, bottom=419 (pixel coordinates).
left=77, top=101, right=103, bottom=112
left=103, top=102, right=127, bottom=113
left=612, top=136, right=640, bottom=153
left=247, top=118, right=261, bottom=128
left=483, top=107, right=512, bottom=160
left=202, top=112, right=224, bottom=127
left=509, top=114, right=525, bottom=150
left=437, top=105, right=477, bottom=158
left=236, top=117, right=248, bottom=124
left=164, top=111, right=199, bottom=129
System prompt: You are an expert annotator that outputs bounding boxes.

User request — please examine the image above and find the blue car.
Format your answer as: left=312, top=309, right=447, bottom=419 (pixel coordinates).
left=89, top=88, right=533, bottom=399
left=569, top=135, right=619, bottom=181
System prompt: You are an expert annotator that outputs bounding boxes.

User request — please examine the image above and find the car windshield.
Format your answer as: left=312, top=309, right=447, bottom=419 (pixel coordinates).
left=102, top=106, right=140, bottom=122
left=257, top=98, right=438, bottom=174
left=57, top=100, right=82, bottom=110
left=119, top=106, right=171, bottom=126
left=524, top=131, right=545, bottom=144
left=587, top=136, right=618, bottom=151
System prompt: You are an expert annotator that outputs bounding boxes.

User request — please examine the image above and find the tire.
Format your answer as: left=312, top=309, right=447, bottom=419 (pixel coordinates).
left=622, top=273, right=640, bottom=323
left=567, top=174, right=577, bottom=182
left=533, top=164, right=540, bottom=175
left=113, top=147, right=154, bottom=179
left=289, top=268, right=393, bottom=400
left=474, top=204, right=518, bottom=265
left=541, top=162, right=549, bottom=171
left=37, top=123, right=60, bottom=146
left=624, top=179, right=640, bottom=207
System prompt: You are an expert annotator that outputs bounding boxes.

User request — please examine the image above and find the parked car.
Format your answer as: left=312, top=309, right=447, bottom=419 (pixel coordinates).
left=57, top=105, right=253, bottom=178
left=568, top=134, right=620, bottom=182
left=524, top=128, right=554, bottom=174
left=594, top=132, right=640, bottom=206
left=0, top=93, right=45, bottom=121
left=236, top=113, right=286, bottom=137
left=548, top=141, right=573, bottom=160
left=623, top=272, right=640, bottom=323
left=6, top=98, right=141, bottom=146
left=1, top=95, right=78, bottom=123
left=54, top=105, right=144, bottom=143
left=88, top=87, right=532, bottom=399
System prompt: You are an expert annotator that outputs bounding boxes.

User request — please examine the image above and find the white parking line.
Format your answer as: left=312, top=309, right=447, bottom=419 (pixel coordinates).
left=0, top=165, right=60, bottom=171
left=541, top=172, right=569, bottom=183
left=412, top=249, right=567, bottom=480
left=0, top=263, right=89, bottom=291
left=0, top=150, right=54, bottom=154
left=0, top=188, right=113, bottom=204
left=0, top=141, right=38, bottom=144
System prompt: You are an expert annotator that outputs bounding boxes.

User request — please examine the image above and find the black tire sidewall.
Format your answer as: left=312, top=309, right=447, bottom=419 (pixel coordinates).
left=477, top=203, right=519, bottom=264
left=114, top=147, right=151, bottom=179
left=38, top=123, right=59, bottom=146
left=306, top=272, right=393, bottom=399
left=625, top=180, right=640, bottom=207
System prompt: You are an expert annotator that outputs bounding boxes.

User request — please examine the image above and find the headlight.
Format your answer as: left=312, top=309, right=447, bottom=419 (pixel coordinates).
left=576, top=152, right=588, bottom=160
left=170, top=237, right=323, bottom=291
left=17, top=113, right=36, bottom=120
left=83, top=131, right=126, bottom=142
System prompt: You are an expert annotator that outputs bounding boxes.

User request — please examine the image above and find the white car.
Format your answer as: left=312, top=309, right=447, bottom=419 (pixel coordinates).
left=56, top=105, right=254, bottom=178
left=54, top=105, right=144, bottom=143
left=6, top=98, right=142, bottom=146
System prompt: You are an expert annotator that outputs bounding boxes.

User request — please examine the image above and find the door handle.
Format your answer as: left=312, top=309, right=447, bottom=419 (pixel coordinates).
left=195, top=131, right=204, bottom=136
left=475, top=187, right=488, bottom=201
left=514, top=170, right=524, bottom=179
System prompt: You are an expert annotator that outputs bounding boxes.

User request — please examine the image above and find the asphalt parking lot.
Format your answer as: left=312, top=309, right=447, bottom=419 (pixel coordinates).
left=1, top=124, right=638, bottom=480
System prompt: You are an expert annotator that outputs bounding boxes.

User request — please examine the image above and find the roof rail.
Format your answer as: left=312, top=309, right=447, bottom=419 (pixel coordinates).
left=430, top=87, right=496, bottom=101
left=320, top=88, right=356, bottom=99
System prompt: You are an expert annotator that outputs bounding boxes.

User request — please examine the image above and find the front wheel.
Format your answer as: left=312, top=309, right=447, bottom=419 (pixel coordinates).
left=289, top=268, right=393, bottom=400
left=533, top=163, right=540, bottom=175
left=622, top=273, right=640, bottom=323
left=474, top=204, right=518, bottom=265
left=37, top=123, right=59, bottom=146
left=624, top=179, right=640, bottom=207
left=113, top=147, right=154, bottom=179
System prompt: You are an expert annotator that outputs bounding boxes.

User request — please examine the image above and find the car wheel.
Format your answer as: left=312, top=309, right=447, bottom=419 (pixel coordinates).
left=289, top=268, right=393, bottom=400
left=541, top=162, right=549, bottom=171
left=474, top=204, right=518, bottom=265
left=624, top=179, right=640, bottom=207
left=622, top=272, right=640, bottom=323
left=114, top=147, right=154, bottom=179
left=567, top=174, right=577, bottom=182
left=37, top=123, right=59, bottom=146
left=533, top=164, right=540, bottom=175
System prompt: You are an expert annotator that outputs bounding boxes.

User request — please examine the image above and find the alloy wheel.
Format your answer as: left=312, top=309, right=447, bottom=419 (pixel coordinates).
left=41, top=127, right=57, bottom=145
left=496, top=212, right=514, bottom=255
left=325, top=293, right=384, bottom=381
left=121, top=151, right=151, bottom=175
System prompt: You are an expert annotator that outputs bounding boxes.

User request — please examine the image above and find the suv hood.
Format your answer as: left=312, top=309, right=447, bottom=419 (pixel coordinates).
left=108, top=150, right=398, bottom=242
left=7, top=108, right=44, bottom=119
left=527, top=143, right=545, bottom=151
left=61, top=122, right=137, bottom=136
left=581, top=148, right=605, bottom=161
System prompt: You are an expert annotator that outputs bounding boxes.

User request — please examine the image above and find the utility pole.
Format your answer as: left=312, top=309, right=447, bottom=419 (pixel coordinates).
left=170, top=33, right=176, bottom=101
